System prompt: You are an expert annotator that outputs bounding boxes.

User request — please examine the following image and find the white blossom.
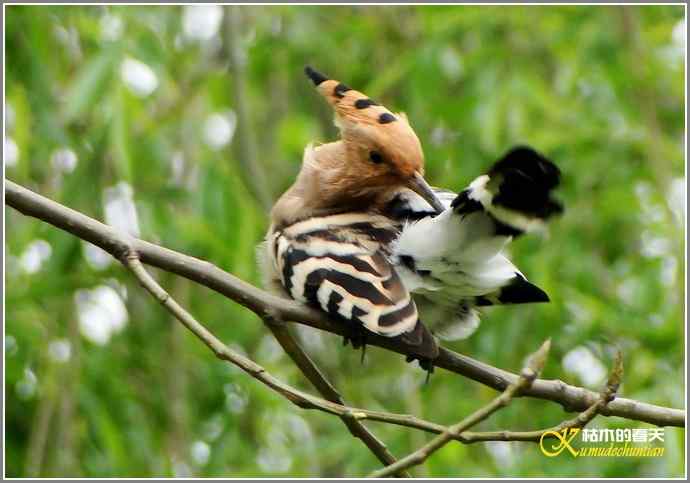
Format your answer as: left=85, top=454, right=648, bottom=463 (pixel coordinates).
left=121, top=57, right=158, bottom=97
left=104, top=182, right=141, bottom=237
left=48, top=339, right=72, bottom=363
left=562, top=346, right=607, bottom=387
left=190, top=440, right=211, bottom=466
left=75, top=285, right=128, bottom=345
left=203, top=111, right=237, bottom=150
left=5, top=137, right=19, bottom=168
left=51, top=148, right=78, bottom=173
left=100, top=14, right=123, bottom=41
left=183, top=5, right=223, bottom=42
left=19, top=240, right=52, bottom=274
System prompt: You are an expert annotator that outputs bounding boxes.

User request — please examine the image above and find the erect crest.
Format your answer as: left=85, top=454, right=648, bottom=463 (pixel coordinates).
left=304, top=65, right=405, bottom=128
left=304, top=66, right=425, bottom=178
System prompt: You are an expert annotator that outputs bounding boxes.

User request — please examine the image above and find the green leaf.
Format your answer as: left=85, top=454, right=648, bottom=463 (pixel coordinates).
left=63, top=48, right=120, bottom=123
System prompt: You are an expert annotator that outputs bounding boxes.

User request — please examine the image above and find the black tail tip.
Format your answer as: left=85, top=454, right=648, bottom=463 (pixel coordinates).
left=304, top=65, right=328, bottom=86
left=498, top=274, right=550, bottom=304
left=487, top=145, right=564, bottom=219
left=492, top=145, right=561, bottom=189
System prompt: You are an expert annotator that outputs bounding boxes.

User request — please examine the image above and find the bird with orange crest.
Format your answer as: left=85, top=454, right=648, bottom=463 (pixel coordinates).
left=259, top=67, right=563, bottom=375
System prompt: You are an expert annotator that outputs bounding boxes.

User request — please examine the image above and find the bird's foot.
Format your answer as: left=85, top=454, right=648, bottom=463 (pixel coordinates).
left=406, top=354, right=435, bottom=383
left=342, top=328, right=368, bottom=364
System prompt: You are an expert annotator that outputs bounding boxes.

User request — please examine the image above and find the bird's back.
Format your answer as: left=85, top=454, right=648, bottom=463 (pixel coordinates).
left=261, top=209, right=439, bottom=359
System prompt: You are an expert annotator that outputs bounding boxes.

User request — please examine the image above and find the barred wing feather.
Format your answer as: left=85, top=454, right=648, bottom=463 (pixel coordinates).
left=272, top=214, right=438, bottom=358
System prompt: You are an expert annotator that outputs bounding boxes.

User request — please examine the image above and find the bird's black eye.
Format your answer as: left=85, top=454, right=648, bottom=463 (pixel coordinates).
left=369, top=151, right=384, bottom=164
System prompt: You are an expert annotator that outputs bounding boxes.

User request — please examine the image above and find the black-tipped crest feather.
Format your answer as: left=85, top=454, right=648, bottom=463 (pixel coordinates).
left=304, top=65, right=328, bottom=86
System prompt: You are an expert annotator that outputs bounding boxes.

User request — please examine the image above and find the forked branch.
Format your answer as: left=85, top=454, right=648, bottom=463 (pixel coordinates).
left=5, top=180, right=685, bottom=438
left=369, top=347, right=624, bottom=477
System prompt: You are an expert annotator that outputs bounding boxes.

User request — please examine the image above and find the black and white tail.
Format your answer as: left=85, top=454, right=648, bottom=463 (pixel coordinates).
left=392, top=146, right=563, bottom=340
left=452, top=146, right=562, bottom=236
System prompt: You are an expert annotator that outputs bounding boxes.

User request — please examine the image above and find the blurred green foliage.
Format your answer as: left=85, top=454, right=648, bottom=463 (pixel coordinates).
left=5, top=4, right=685, bottom=477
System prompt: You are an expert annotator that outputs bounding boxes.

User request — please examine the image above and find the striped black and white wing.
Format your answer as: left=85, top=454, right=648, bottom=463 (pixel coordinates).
left=270, top=214, right=438, bottom=358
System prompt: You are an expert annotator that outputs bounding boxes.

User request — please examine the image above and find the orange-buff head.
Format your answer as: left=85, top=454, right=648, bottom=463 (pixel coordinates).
left=304, top=66, right=444, bottom=214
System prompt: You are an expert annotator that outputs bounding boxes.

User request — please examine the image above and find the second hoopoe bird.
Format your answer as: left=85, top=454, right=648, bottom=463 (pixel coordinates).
left=259, top=66, right=563, bottom=372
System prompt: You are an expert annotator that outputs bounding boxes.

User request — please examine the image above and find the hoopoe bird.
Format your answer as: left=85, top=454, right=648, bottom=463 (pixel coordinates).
left=259, top=66, right=562, bottom=372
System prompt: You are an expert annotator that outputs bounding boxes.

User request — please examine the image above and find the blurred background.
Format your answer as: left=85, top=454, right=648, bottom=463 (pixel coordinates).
left=4, top=4, right=685, bottom=478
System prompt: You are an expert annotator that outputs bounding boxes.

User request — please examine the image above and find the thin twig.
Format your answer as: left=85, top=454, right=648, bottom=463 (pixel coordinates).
left=5, top=180, right=685, bottom=428
left=461, top=350, right=623, bottom=444
left=263, top=318, right=410, bottom=476
left=368, top=349, right=624, bottom=477
left=368, top=340, right=552, bottom=478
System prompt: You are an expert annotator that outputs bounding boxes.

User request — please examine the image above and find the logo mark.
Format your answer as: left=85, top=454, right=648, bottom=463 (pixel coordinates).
left=539, top=428, right=581, bottom=457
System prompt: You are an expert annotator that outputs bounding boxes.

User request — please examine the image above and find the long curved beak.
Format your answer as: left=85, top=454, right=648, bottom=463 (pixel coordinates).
left=408, top=172, right=445, bottom=214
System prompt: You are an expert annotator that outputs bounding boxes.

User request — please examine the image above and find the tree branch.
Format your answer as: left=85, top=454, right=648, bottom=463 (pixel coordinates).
left=5, top=180, right=685, bottom=429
